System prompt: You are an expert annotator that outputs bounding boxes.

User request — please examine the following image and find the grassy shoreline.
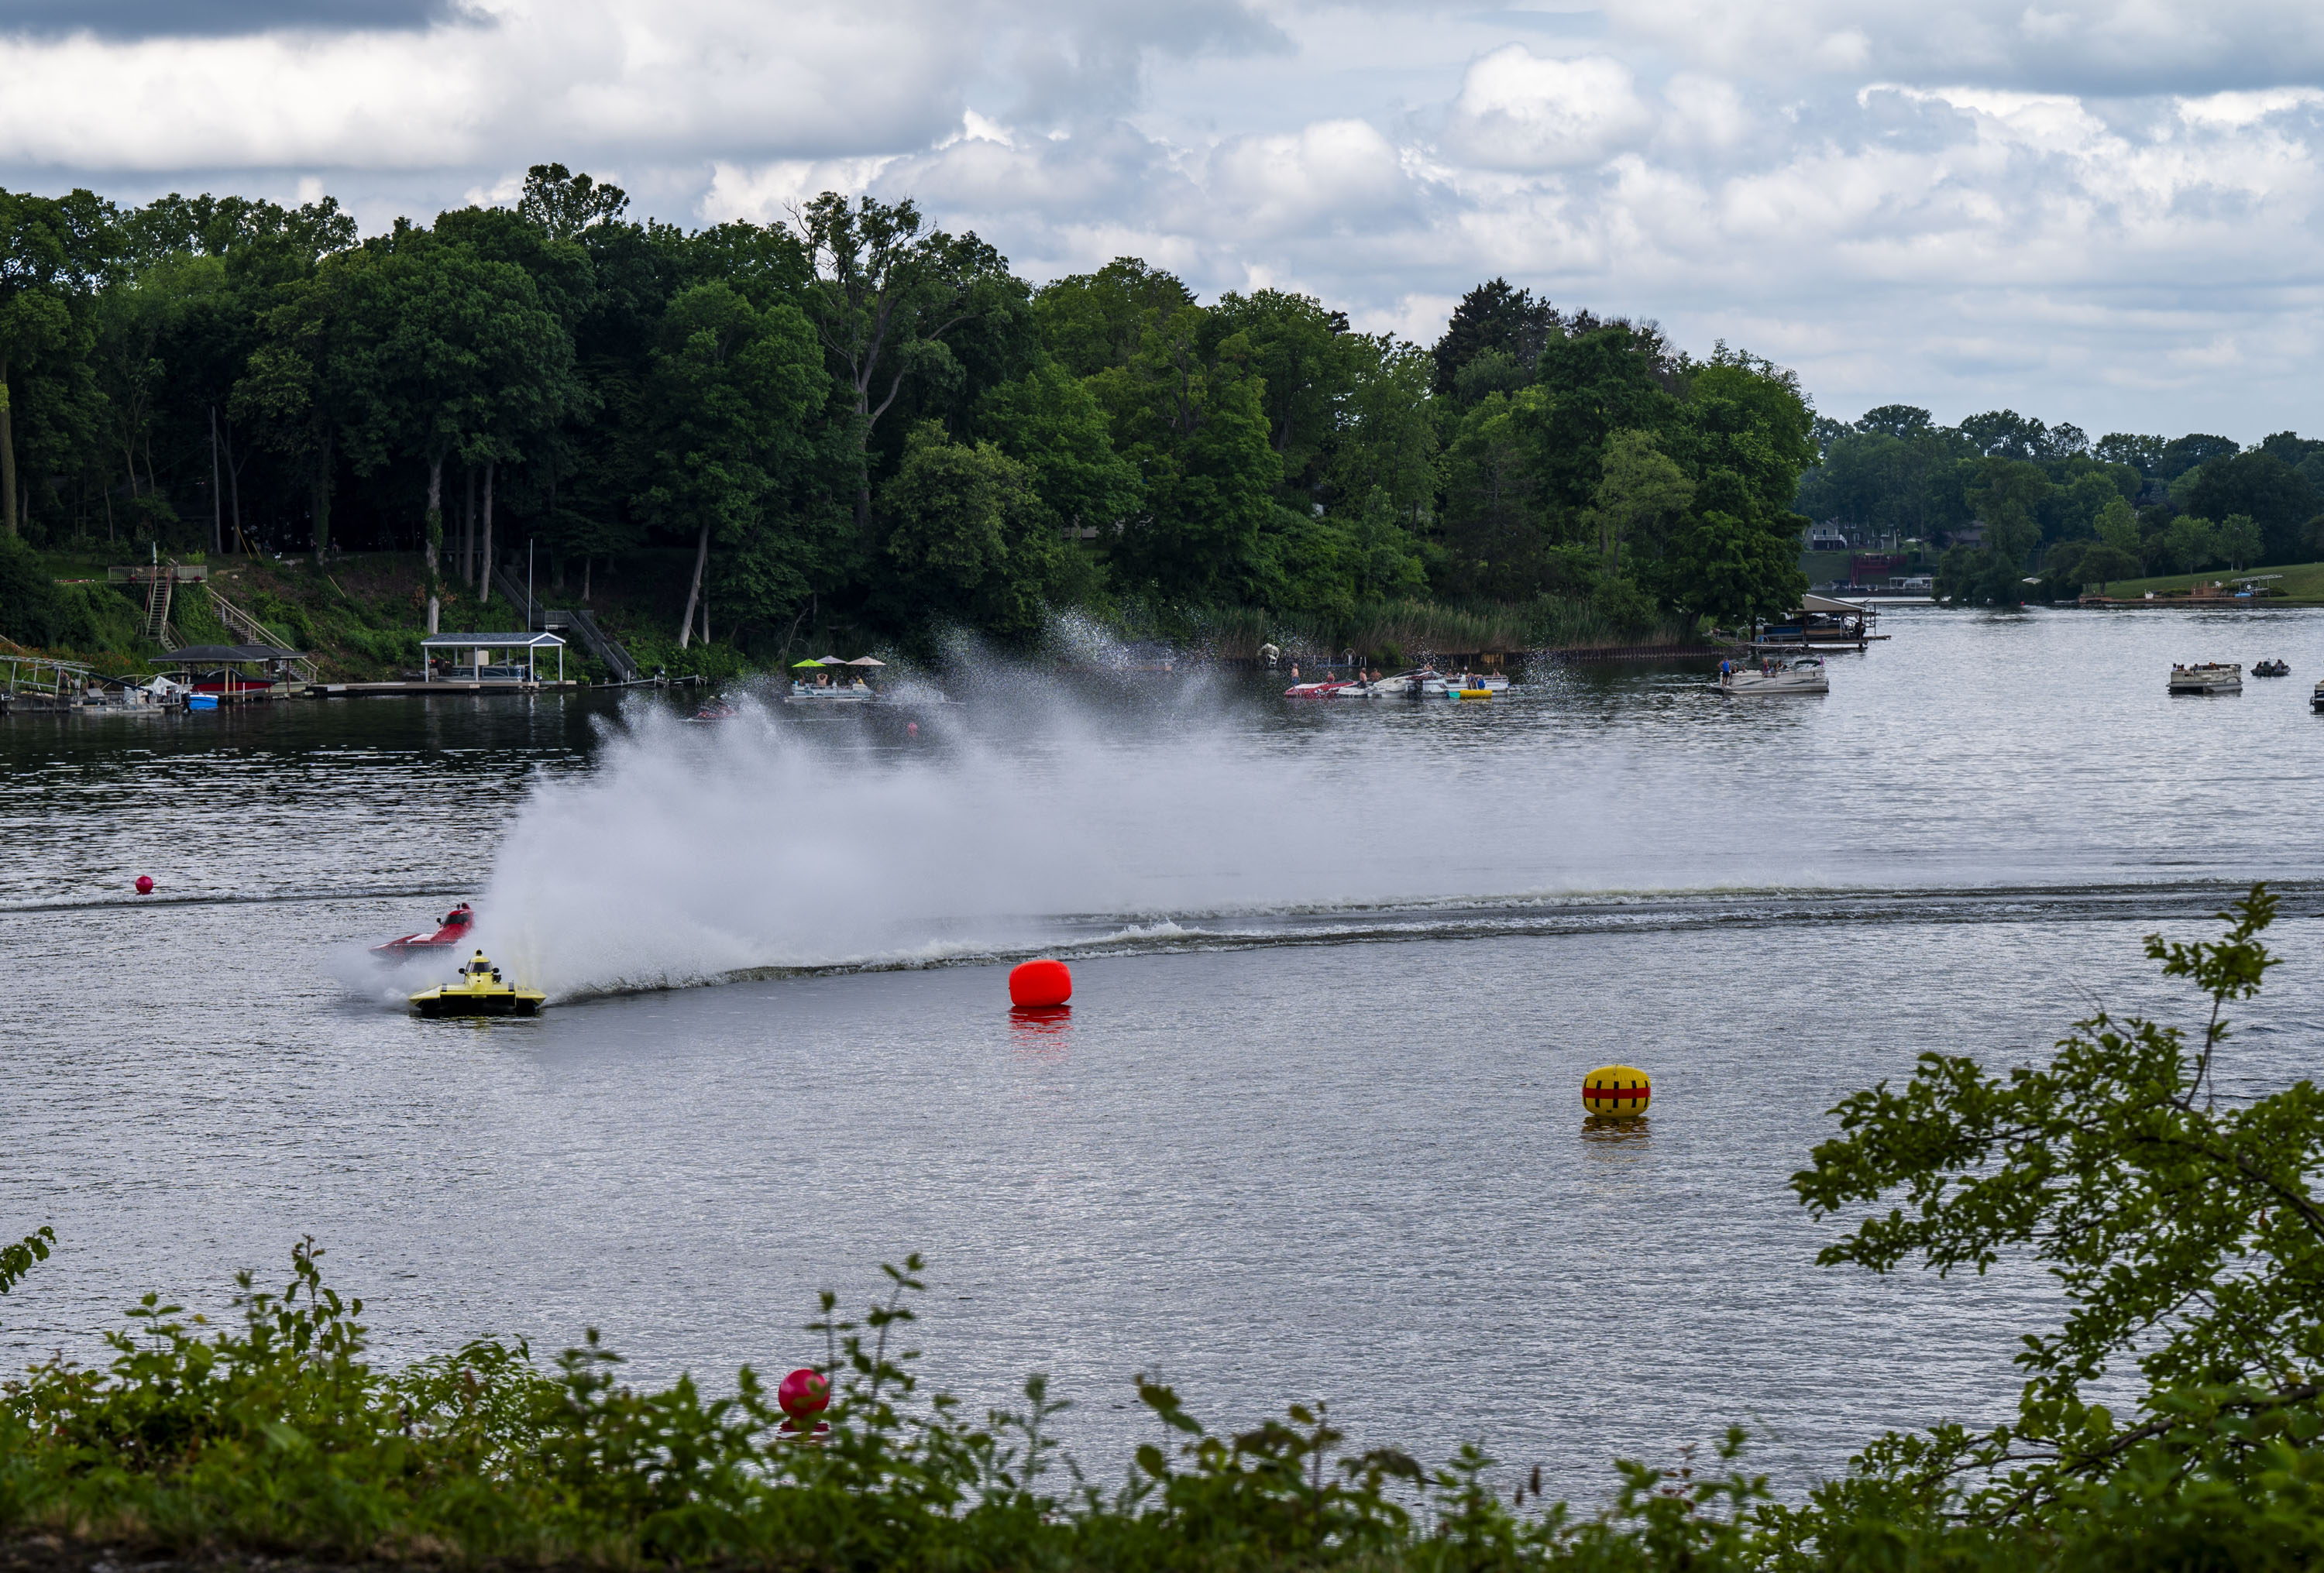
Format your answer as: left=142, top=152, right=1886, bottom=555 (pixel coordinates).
left=7, top=549, right=1703, bottom=683
left=2084, top=558, right=2324, bottom=602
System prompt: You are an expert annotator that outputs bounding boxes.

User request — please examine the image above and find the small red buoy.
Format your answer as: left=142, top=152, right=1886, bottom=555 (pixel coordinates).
left=779, top=1367, right=829, bottom=1420
left=1009, top=958, right=1072, bottom=1008
left=135, top=876, right=154, bottom=895
left=906, top=721, right=919, bottom=737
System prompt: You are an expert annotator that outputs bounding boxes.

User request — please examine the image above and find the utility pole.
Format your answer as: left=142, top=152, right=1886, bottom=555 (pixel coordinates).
left=208, top=407, right=222, bottom=555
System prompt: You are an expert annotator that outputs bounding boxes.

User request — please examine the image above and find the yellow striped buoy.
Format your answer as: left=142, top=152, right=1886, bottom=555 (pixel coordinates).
left=1583, top=1064, right=1652, bottom=1117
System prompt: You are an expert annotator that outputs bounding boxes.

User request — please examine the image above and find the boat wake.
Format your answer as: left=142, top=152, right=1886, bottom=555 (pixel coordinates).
left=490, top=878, right=2322, bottom=1001
left=426, top=691, right=2313, bottom=1005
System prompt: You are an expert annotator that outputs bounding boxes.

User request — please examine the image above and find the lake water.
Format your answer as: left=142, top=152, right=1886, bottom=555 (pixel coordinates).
left=5, top=604, right=2322, bottom=1502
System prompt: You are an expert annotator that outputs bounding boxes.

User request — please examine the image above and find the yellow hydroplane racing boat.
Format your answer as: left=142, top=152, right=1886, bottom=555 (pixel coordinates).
left=409, top=950, right=545, bottom=1018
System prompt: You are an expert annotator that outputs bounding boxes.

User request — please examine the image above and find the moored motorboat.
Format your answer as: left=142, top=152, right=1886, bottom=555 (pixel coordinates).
left=786, top=683, right=876, bottom=704
left=2168, top=662, right=2242, bottom=695
left=785, top=655, right=884, bottom=704
left=372, top=902, right=476, bottom=959
left=2311, top=678, right=2324, bottom=713
left=1717, top=656, right=1827, bottom=695
left=1282, top=679, right=1352, bottom=699
left=409, top=950, right=545, bottom=1018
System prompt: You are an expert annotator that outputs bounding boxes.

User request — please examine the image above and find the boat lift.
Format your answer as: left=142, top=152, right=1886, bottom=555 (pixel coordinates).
left=1749, top=592, right=1885, bottom=653
left=419, top=631, right=566, bottom=686
left=0, top=642, right=95, bottom=713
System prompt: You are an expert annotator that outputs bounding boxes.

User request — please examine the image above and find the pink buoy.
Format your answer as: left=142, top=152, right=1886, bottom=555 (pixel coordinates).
left=779, top=1367, right=829, bottom=1420
left=134, top=876, right=154, bottom=895
left=1009, top=958, right=1072, bottom=1008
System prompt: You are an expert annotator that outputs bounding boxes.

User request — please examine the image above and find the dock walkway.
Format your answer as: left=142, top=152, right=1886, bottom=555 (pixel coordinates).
left=323, top=681, right=583, bottom=696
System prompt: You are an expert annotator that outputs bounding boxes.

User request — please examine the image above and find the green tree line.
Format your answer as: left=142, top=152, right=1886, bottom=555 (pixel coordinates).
left=0, top=174, right=1817, bottom=655
left=1799, top=405, right=2324, bottom=603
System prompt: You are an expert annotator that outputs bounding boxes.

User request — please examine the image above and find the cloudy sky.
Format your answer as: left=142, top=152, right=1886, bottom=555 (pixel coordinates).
left=3, top=0, right=2321, bottom=439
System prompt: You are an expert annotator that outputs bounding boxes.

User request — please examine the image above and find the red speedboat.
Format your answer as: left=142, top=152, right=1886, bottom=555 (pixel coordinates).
left=373, top=902, right=476, bottom=958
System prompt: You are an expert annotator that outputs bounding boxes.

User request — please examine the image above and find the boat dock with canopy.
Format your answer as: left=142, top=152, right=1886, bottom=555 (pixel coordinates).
left=159, top=644, right=314, bottom=700
left=418, top=632, right=566, bottom=687
left=1753, top=593, right=1884, bottom=651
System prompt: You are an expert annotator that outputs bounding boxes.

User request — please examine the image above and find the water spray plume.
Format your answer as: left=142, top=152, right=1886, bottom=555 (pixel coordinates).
left=456, top=655, right=1798, bottom=1001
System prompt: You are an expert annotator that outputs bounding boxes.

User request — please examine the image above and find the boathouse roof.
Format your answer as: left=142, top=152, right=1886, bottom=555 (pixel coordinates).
left=420, top=632, right=566, bottom=648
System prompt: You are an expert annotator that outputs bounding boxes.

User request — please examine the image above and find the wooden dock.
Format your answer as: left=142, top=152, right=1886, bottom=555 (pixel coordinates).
left=319, top=681, right=584, bottom=696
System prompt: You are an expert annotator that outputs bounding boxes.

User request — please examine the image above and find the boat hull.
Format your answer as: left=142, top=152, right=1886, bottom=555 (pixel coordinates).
left=412, top=991, right=541, bottom=1018
left=2168, top=665, right=2242, bottom=694
left=1718, top=672, right=1827, bottom=695
left=372, top=937, right=462, bottom=960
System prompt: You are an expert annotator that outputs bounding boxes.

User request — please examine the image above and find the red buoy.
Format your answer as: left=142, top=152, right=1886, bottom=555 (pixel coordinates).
left=134, top=876, right=154, bottom=895
left=1009, top=958, right=1072, bottom=1008
left=779, top=1367, right=830, bottom=1420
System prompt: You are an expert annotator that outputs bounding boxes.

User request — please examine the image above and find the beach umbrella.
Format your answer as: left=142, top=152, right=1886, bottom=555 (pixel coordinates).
left=846, top=656, right=887, bottom=667
left=791, top=659, right=825, bottom=668
left=815, top=654, right=844, bottom=665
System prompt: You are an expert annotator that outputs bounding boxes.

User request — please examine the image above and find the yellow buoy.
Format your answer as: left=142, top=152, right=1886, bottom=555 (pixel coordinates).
left=1583, top=1064, right=1652, bottom=1116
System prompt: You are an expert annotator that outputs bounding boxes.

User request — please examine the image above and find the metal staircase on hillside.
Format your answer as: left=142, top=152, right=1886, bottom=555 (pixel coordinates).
left=206, top=588, right=318, bottom=682
left=142, top=572, right=177, bottom=648
left=488, top=560, right=533, bottom=626
left=490, top=559, right=640, bottom=683
left=566, top=608, right=641, bottom=683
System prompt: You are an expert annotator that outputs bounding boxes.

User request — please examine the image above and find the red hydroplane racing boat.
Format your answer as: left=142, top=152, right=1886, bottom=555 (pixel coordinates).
left=373, top=902, right=476, bottom=959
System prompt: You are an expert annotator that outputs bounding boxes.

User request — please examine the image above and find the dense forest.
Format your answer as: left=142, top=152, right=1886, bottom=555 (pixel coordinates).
left=1798, top=406, right=2324, bottom=603
left=0, top=168, right=1817, bottom=663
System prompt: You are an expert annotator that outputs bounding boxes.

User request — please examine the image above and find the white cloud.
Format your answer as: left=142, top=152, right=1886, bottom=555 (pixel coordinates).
left=6, top=0, right=2324, bottom=433
left=1446, top=47, right=1652, bottom=169
left=1205, top=118, right=1412, bottom=234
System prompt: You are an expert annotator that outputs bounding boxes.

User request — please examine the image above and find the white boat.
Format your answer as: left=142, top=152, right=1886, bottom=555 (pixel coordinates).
left=786, top=681, right=877, bottom=704
left=2168, top=663, right=2241, bottom=695
left=1437, top=671, right=1510, bottom=696
left=1717, top=656, right=1828, bottom=695
left=2312, top=679, right=2324, bottom=713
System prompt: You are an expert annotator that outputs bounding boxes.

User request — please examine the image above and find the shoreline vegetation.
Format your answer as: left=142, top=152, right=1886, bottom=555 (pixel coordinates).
left=6, top=891, right=2322, bottom=1569
left=0, top=547, right=1708, bottom=685
left=0, top=173, right=1811, bottom=680
left=1800, top=410, right=2324, bottom=608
